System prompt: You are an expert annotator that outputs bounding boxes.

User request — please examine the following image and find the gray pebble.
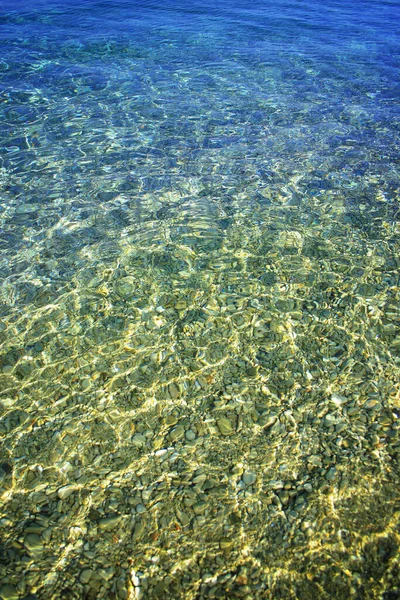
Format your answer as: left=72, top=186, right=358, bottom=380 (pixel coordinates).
left=170, top=425, right=184, bottom=441
left=80, top=569, right=94, bottom=584
left=58, top=484, right=75, bottom=500
left=0, top=585, right=19, bottom=600
left=131, top=434, right=146, bottom=447
left=193, top=501, right=207, bottom=514
left=242, top=472, right=257, bottom=486
left=25, top=533, right=43, bottom=550
left=325, top=467, right=337, bottom=481
left=98, top=516, right=122, bottom=531
left=324, top=414, right=336, bottom=427
left=133, top=520, right=145, bottom=540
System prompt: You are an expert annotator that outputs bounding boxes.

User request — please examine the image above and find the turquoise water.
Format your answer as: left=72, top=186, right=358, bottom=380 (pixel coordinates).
left=0, top=1, right=400, bottom=598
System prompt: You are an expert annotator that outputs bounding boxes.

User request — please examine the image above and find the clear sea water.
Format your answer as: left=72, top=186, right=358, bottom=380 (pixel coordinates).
left=0, top=1, right=399, bottom=599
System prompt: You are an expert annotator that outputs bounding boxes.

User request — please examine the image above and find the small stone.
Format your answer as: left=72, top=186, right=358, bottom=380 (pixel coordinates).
left=131, top=572, right=140, bottom=587
left=25, top=516, right=44, bottom=536
left=174, top=299, right=187, bottom=310
left=217, top=417, right=234, bottom=436
left=80, top=569, right=94, bottom=584
left=308, top=455, right=322, bottom=468
left=0, top=585, right=19, bottom=600
left=324, top=414, right=336, bottom=428
left=176, top=509, right=190, bottom=526
left=269, top=480, right=284, bottom=490
left=383, top=323, right=396, bottom=335
left=289, top=310, right=303, bottom=320
left=40, top=528, right=52, bottom=543
left=98, top=567, right=115, bottom=581
left=133, top=520, right=145, bottom=540
left=168, top=382, right=181, bottom=399
left=155, top=449, right=168, bottom=459
left=295, top=494, right=306, bottom=508
left=25, top=533, right=43, bottom=550
left=259, top=412, right=277, bottom=428
left=364, top=399, right=382, bottom=411
left=219, top=537, right=234, bottom=550
left=185, top=430, right=196, bottom=441
left=57, top=485, right=75, bottom=500
left=193, top=501, right=207, bottom=514
left=131, top=433, right=146, bottom=447
left=98, top=516, right=122, bottom=531
left=152, top=436, right=164, bottom=450
left=242, top=472, right=257, bottom=486
left=330, top=393, right=348, bottom=407
left=279, top=490, right=290, bottom=505
left=136, top=504, right=146, bottom=514
left=325, top=467, right=337, bottom=481
left=115, top=277, right=136, bottom=298
left=164, top=415, right=178, bottom=426
left=170, top=425, right=184, bottom=442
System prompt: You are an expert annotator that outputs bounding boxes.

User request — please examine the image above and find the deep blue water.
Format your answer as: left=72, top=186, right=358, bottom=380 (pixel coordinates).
left=0, top=0, right=399, bottom=283
left=1, top=0, right=399, bottom=267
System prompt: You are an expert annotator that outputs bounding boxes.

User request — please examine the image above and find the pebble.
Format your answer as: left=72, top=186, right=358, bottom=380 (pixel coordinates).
left=133, top=520, right=145, bottom=540
left=57, top=484, right=75, bottom=500
left=324, top=414, right=336, bottom=427
left=268, top=480, right=284, bottom=490
left=155, top=449, right=168, bottom=459
left=164, top=414, right=178, bottom=426
left=259, top=412, right=278, bottom=428
left=325, top=467, right=337, bottom=481
left=131, top=433, right=147, bottom=447
left=42, top=528, right=52, bottom=543
left=0, top=585, right=19, bottom=600
left=25, top=533, right=43, bottom=550
left=330, top=393, right=349, bottom=407
left=176, top=509, right=190, bottom=526
left=131, top=572, right=140, bottom=587
left=98, top=516, right=122, bottom=531
left=219, top=537, right=234, bottom=550
left=98, top=567, right=115, bottom=581
left=308, top=455, right=322, bottom=468
left=185, top=429, right=196, bottom=441
left=193, top=501, right=207, bottom=514
left=80, top=569, right=94, bottom=584
left=115, top=277, right=135, bottom=298
left=242, top=472, right=257, bottom=486
left=170, top=425, right=185, bottom=441
left=217, top=417, right=234, bottom=436
left=168, top=382, right=181, bottom=399
left=174, top=299, right=187, bottom=310
left=364, top=399, right=382, bottom=411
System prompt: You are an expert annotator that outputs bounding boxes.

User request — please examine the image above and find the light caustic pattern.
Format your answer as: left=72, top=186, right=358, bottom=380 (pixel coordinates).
left=0, top=0, right=399, bottom=598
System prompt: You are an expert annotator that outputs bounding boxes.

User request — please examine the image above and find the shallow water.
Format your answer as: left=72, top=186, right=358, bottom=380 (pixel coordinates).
left=0, top=0, right=399, bottom=598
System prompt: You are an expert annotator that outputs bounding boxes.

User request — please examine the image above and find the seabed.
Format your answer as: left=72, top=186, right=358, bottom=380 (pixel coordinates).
left=0, top=3, right=399, bottom=598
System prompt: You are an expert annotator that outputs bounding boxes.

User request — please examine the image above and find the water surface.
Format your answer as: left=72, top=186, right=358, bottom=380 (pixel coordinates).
left=0, top=1, right=399, bottom=598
